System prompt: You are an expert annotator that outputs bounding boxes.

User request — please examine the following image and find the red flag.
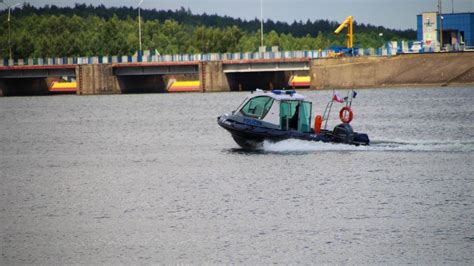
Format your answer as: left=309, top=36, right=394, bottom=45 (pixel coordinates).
left=332, top=93, right=344, bottom=103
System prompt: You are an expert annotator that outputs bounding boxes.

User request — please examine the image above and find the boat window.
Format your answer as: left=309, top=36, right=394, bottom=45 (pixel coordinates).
left=240, top=96, right=274, bottom=119
left=280, top=101, right=299, bottom=130
left=298, top=101, right=312, bottom=132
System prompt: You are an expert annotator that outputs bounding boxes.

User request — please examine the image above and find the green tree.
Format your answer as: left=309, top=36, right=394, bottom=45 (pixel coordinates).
left=0, top=8, right=414, bottom=59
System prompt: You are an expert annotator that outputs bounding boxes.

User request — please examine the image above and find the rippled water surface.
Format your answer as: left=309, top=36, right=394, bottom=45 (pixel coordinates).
left=1, top=87, right=473, bottom=264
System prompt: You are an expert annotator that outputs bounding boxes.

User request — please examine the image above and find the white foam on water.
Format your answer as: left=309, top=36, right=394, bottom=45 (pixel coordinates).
left=262, top=139, right=474, bottom=153
left=262, top=139, right=359, bottom=152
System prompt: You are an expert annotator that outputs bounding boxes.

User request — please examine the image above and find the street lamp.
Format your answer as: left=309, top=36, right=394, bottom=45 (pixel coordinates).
left=260, top=0, right=264, bottom=48
left=378, top=33, right=385, bottom=55
left=136, top=0, right=143, bottom=55
left=438, top=0, right=443, bottom=51
left=0, top=0, right=23, bottom=60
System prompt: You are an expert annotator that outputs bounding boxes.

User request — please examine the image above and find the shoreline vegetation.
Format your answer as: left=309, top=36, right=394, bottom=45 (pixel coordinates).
left=0, top=4, right=416, bottom=59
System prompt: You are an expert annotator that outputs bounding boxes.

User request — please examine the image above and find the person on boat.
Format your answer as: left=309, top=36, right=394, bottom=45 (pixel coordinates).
left=289, top=103, right=299, bottom=130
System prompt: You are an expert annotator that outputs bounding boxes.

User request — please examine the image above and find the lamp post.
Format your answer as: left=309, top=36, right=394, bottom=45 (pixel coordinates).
left=136, top=0, right=143, bottom=55
left=438, top=0, right=443, bottom=51
left=379, top=32, right=384, bottom=48
left=260, top=0, right=263, bottom=48
left=1, top=1, right=23, bottom=60
left=378, top=32, right=386, bottom=55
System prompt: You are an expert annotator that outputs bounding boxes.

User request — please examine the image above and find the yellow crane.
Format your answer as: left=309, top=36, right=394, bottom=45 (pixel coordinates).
left=334, top=15, right=354, bottom=49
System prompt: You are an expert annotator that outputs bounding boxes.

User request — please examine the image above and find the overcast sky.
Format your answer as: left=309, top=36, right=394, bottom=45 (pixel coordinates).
left=9, top=0, right=474, bottom=29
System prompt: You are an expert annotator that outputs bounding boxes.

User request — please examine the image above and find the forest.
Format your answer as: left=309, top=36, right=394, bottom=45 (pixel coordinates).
left=0, top=4, right=417, bottom=59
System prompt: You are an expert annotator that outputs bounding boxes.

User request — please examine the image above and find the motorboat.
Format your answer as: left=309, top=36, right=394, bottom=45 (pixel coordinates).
left=217, top=89, right=369, bottom=149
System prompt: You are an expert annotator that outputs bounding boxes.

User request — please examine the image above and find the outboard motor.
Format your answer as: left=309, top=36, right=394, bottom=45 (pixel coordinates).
left=332, top=123, right=369, bottom=145
left=332, top=123, right=354, bottom=144
left=353, top=132, right=370, bottom=146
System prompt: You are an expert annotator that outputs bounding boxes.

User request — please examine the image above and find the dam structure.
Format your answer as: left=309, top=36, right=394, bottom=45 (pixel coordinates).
left=0, top=49, right=473, bottom=96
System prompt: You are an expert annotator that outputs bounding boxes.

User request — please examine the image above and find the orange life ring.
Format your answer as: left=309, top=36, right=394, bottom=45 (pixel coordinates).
left=339, top=106, right=353, bottom=124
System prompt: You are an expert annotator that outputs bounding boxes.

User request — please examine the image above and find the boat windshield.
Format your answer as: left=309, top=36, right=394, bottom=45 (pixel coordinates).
left=240, top=96, right=274, bottom=119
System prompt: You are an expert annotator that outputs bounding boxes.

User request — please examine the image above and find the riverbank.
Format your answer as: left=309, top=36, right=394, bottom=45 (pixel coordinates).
left=311, top=52, right=474, bottom=89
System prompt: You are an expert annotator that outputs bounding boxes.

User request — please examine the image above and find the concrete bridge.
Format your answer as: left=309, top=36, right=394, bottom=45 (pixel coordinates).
left=0, top=58, right=310, bottom=96
left=0, top=52, right=473, bottom=96
left=0, top=65, right=77, bottom=96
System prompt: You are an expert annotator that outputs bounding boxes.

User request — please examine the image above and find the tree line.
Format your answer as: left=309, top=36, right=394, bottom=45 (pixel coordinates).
left=0, top=4, right=416, bottom=59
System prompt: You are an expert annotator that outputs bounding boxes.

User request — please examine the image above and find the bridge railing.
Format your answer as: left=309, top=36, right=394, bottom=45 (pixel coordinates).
left=3, top=40, right=463, bottom=67
left=2, top=48, right=397, bottom=67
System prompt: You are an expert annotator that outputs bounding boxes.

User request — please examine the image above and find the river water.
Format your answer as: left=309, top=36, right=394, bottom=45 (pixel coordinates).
left=1, top=87, right=473, bottom=264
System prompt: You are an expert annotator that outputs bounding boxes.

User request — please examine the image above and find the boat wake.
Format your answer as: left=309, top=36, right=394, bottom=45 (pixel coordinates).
left=262, top=139, right=474, bottom=153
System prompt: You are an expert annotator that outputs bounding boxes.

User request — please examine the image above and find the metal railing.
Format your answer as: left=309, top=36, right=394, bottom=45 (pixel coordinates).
left=1, top=41, right=469, bottom=67
left=1, top=48, right=396, bottom=67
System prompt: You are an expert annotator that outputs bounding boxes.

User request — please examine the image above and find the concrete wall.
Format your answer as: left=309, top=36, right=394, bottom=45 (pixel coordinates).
left=310, top=52, right=474, bottom=89
left=76, top=64, right=120, bottom=95
left=450, top=67, right=474, bottom=84
left=201, top=61, right=230, bottom=92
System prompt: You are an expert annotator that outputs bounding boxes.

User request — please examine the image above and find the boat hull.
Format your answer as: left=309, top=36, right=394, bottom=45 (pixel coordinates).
left=218, top=115, right=369, bottom=149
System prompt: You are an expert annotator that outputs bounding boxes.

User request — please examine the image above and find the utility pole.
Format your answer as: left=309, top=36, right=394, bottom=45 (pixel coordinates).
left=137, top=0, right=143, bottom=55
left=438, top=0, right=443, bottom=50
left=260, top=0, right=264, bottom=48
left=452, top=0, right=454, bottom=13
left=8, top=4, right=11, bottom=60
left=1, top=1, right=22, bottom=61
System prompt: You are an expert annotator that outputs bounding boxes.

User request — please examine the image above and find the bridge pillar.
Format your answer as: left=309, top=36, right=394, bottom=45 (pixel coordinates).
left=76, top=64, right=120, bottom=95
left=200, top=61, right=230, bottom=92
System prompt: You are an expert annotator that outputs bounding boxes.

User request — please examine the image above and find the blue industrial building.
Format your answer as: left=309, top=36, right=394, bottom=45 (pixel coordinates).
left=417, top=12, right=474, bottom=49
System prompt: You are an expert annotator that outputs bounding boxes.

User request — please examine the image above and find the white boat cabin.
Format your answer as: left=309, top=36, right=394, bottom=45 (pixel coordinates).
left=234, top=89, right=312, bottom=132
